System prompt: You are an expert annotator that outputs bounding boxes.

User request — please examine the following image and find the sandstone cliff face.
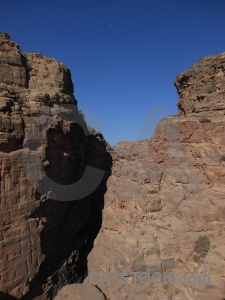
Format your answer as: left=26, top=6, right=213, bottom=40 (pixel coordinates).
left=0, top=33, right=112, bottom=300
left=87, top=52, right=225, bottom=299
left=3, top=32, right=225, bottom=300
left=175, top=52, right=225, bottom=116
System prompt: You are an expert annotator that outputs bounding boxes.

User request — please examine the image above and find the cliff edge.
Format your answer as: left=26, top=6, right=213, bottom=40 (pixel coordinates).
left=0, top=33, right=112, bottom=300
left=87, top=51, right=225, bottom=300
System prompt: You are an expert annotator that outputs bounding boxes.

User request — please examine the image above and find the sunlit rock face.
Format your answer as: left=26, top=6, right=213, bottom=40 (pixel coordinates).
left=87, top=51, right=225, bottom=300
left=2, top=32, right=225, bottom=300
left=0, top=33, right=112, bottom=300
left=175, top=52, right=225, bottom=116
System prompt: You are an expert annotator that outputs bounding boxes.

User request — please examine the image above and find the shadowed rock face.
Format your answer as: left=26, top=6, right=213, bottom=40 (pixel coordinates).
left=0, top=33, right=112, bottom=299
left=87, top=52, right=225, bottom=300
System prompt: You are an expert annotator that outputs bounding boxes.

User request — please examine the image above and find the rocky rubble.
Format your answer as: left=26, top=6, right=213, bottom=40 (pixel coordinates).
left=0, top=33, right=112, bottom=299
left=87, top=52, right=225, bottom=299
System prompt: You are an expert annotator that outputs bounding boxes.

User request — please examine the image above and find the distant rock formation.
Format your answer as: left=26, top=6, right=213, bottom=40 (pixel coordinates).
left=87, top=52, right=225, bottom=299
left=0, top=33, right=112, bottom=299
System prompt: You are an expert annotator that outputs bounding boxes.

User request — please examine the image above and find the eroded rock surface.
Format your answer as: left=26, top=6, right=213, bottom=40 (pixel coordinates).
left=54, top=283, right=106, bottom=300
left=3, top=32, right=225, bottom=300
left=87, top=52, right=225, bottom=299
left=0, top=33, right=112, bottom=299
left=175, top=52, right=225, bottom=116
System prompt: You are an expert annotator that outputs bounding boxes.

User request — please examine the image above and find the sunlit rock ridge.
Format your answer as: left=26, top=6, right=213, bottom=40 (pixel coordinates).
left=87, top=51, right=225, bottom=300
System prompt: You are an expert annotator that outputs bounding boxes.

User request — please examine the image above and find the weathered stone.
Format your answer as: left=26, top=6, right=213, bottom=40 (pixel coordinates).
left=0, top=33, right=112, bottom=299
left=175, top=52, right=225, bottom=116
left=54, top=283, right=106, bottom=300
left=87, top=51, right=225, bottom=299
left=2, top=33, right=225, bottom=300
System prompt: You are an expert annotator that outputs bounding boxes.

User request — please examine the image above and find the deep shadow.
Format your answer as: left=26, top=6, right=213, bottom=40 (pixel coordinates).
left=0, top=292, right=18, bottom=300
left=21, top=54, right=30, bottom=89
left=22, top=131, right=112, bottom=300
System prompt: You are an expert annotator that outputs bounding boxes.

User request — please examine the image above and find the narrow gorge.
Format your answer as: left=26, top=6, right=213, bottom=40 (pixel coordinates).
left=1, top=33, right=225, bottom=300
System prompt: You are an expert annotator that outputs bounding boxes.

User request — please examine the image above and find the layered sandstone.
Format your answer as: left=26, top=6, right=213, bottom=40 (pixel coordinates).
left=175, top=52, right=225, bottom=116
left=2, top=32, right=225, bottom=300
left=87, top=52, right=225, bottom=300
left=0, top=33, right=112, bottom=299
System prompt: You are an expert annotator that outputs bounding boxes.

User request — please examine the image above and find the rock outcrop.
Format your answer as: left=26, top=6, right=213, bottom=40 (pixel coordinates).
left=87, top=52, right=225, bottom=299
left=2, top=32, right=225, bottom=300
left=175, top=53, right=225, bottom=116
left=0, top=33, right=112, bottom=299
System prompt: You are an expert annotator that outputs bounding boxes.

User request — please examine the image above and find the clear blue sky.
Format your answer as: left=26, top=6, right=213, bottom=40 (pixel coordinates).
left=1, top=1, right=225, bottom=146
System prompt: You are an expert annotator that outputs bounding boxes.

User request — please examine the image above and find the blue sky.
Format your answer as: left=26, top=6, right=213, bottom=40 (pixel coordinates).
left=1, top=0, right=225, bottom=146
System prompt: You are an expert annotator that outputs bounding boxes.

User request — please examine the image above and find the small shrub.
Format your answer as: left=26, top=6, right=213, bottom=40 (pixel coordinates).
left=207, top=86, right=213, bottom=93
left=199, top=116, right=211, bottom=123
left=220, top=155, right=225, bottom=162
left=193, top=254, right=200, bottom=263
left=175, top=288, right=180, bottom=295
left=163, top=282, right=174, bottom=298
left=194, top=235, right=210, bottom=258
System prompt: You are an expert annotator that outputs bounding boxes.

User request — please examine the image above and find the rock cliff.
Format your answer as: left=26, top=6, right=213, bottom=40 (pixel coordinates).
left=87, top=52, right=225, bottom=299
left=2, top=32, right=225, bottom=300
left=0, top=33, right=112, bottom=299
